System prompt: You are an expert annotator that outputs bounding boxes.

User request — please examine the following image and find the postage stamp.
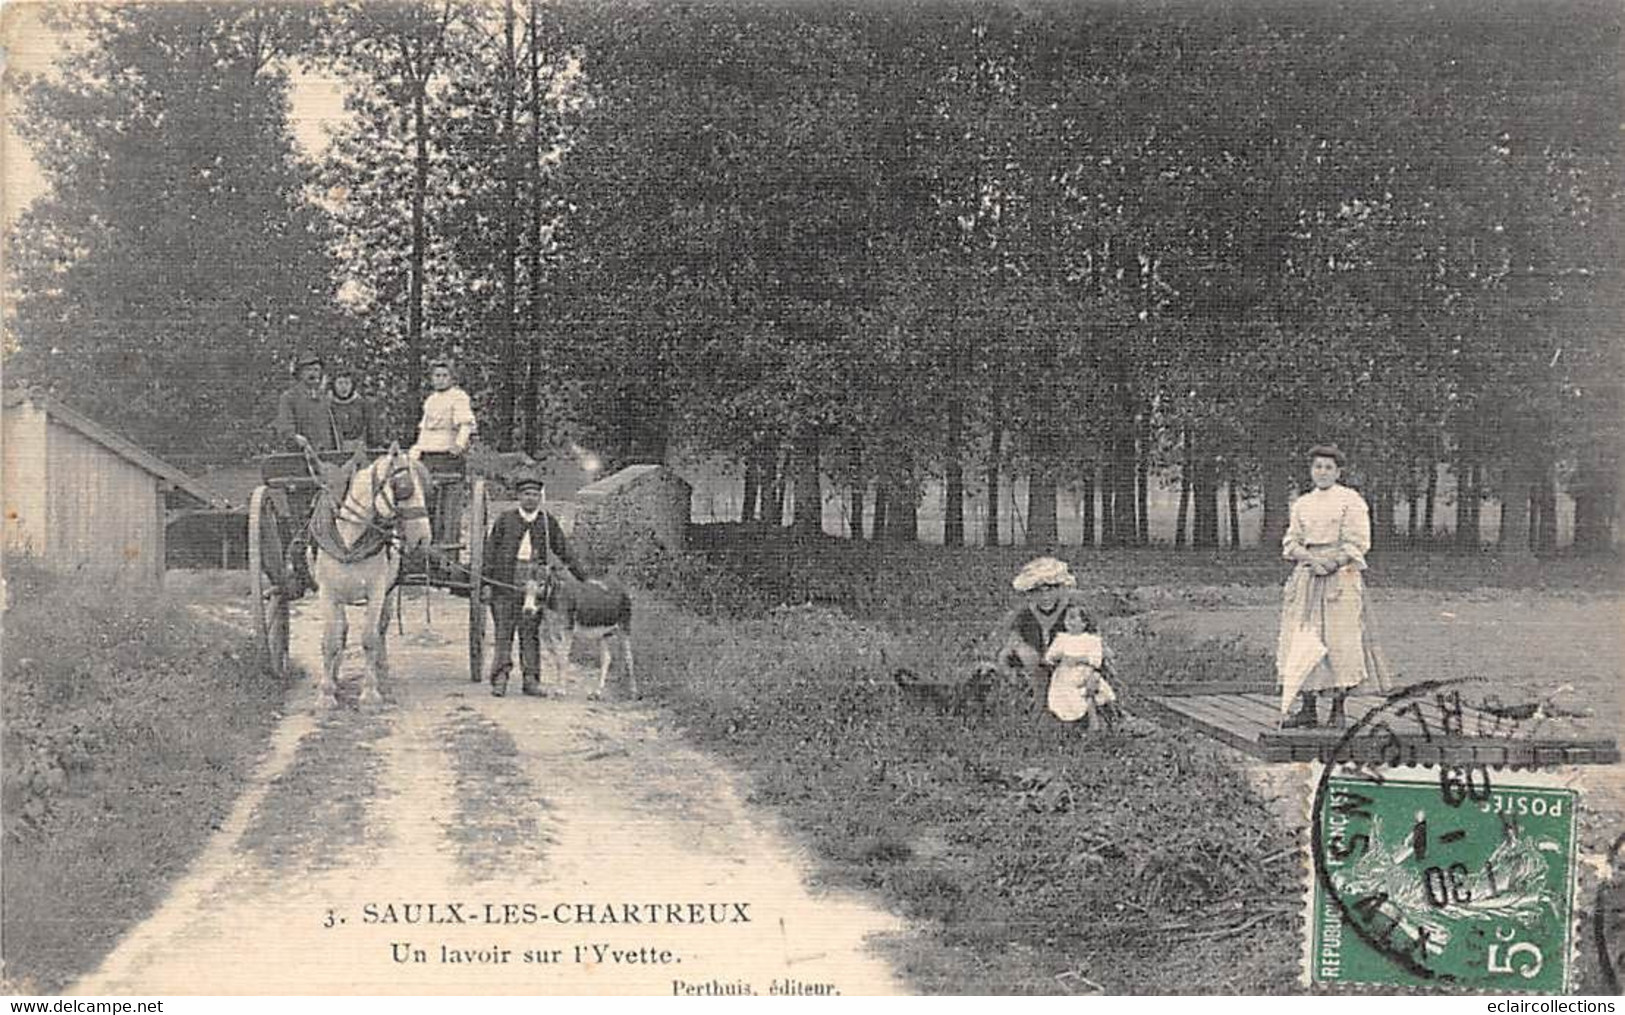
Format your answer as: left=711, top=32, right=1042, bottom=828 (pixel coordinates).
left=1305, top=686, right=1582, bottom=992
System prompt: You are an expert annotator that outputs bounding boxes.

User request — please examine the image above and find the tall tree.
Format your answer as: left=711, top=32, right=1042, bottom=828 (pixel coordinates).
left=7, top=4, right=339, bottom=458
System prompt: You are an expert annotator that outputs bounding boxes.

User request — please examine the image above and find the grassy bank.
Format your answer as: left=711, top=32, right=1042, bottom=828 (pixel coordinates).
left=1, top=560, right=288, bottom=991
left=621, top=529, right=1620, bottom=992
left=632, top=596, right=1298, bottom=993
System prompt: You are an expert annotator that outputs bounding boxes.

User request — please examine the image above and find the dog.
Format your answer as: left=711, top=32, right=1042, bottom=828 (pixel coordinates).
left=892, top=662, right=999, bottom=715
left=524, top=564, right=636, bottom=700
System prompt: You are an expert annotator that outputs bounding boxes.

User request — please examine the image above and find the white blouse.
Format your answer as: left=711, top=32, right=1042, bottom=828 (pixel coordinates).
left=415, top=387, right=476, bottom=453
left=1045, top=632, right=1105, bottom=670
left=1282, top=484, right=1371, bottom=569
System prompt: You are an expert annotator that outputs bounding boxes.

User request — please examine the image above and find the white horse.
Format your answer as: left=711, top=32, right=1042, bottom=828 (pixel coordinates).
left=308, top=445, right=434, bottom=709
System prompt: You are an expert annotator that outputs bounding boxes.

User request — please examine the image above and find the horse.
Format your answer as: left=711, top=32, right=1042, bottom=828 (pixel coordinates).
left=522, top=563, right=636, bottom=700
left=307, top=444, right=434, bottom=709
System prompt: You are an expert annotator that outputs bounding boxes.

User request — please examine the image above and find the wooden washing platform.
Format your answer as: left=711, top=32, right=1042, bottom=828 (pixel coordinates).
left=1142, top=684, right=1619, bottom=766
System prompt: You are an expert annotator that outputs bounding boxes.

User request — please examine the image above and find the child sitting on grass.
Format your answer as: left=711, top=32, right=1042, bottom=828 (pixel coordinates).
left=1044, top=604, right=1126, bottom=732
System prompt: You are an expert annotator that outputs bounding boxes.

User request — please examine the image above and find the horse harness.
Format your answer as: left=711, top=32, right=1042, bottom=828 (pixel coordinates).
left=307, top=456, right=428, bottom=566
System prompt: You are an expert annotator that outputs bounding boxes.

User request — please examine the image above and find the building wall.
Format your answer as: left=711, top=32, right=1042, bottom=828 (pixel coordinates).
left=44, top=419, right=164, bottom=582
left=2, top=401, right=49, bottom=557
left=571, top=465, right=692, bottom=566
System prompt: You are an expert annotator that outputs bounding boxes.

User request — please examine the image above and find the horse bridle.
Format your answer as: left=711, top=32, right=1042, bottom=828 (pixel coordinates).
left=336, top=454, right=430, bottom=531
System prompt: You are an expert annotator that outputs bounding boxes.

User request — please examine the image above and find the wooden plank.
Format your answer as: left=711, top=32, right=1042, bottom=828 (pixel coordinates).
left=1199, top=695, right=1285, bottom=745
left=1146, top=692, right=1618, bottom=766
left=1193, top=694, right=1287, bottom=747
left=1167, top=697, right=1259, bottom=752
left=1150, top=682, right=1278, bottom=698
left=1148, top=696, right=1261, bottom=756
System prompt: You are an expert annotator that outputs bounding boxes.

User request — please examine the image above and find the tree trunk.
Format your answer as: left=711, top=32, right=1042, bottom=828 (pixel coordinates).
left=409, top=85, right=429, bottom=383
left=792, top=435, right=821, bottom=535
left=984, top=426, right=1002, bottom=547
left=849, top=479, right=866, bottom=540
left=494, top=0, right=520, bottom=449
left=1028, top=471, right=1057, bottom=546
left=944, top=401, right=965, bottom=547
left=1079, top=466, right=1096, bottom=548
left=1423, top=459, right=1439, bottom=546
left=1027, top=433, right=1058, bottom=546
left=1495, top=459, right=1537, bottom=559
left=1227, top=481, right=1241, bottom=549
left=1192, top=451, right=1219, bottom=549
left=890, top=481, right=918, bottom=543
left=524, top=0, right=546, bottom=452
left=871, top=478, right=889, bottom=542
left=1406, top=462, right=1421, bottom=546
left=1114, top=428, right=1137, bottom=546
left=1535, top=463, right=1558, bottom=554
left=1174, top=432, right=1191, bottom=549
left=1100, top=455, right=1117, bottom=546
left=1369, top=481, right=1389, bottom=552
left=1135, top=413, right=1150, bottom=546
left=1528, top=483, right=1544, bottom=552
left=1454, top=459, right=1478, bottom=553
left=741, top=456, right=760, bottom=525
left=1572, top=456, right=1619, bottom=552
left=765, top=450, right=785, bottom=528
left=1259, top=449, right=1294, bottom=552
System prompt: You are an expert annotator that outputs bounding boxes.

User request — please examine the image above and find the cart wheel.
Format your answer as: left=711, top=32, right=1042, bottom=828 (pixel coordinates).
left=467, top=478, right=487, bottom=683
left=248, top=486, right=290, bottom=677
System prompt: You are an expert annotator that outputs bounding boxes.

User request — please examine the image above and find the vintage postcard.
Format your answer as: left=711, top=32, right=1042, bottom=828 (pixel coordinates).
left=2, top=0, right=1621, bottom=998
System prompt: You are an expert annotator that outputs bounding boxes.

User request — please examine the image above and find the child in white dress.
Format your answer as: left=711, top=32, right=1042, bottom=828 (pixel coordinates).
left=1043, top=605, right=1123, bottom=732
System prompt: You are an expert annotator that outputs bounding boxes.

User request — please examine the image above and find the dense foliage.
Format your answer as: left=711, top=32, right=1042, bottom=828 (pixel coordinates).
left=5, top=0, right=1619, bottom=549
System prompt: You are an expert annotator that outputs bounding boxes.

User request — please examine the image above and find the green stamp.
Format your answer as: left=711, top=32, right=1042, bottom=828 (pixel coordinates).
left=1309, top=767, right=1578, bottom=991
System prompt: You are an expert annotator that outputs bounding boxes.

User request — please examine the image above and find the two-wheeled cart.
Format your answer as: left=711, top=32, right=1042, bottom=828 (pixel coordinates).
left=246, top=449, right=489, bottom=680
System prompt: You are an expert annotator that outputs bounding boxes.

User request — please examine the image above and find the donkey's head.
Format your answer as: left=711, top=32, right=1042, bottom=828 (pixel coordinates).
left=519, top=560, right=557, bottom=617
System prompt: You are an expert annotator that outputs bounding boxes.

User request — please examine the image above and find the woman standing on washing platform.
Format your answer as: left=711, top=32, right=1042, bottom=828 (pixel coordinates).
left=1276, top=444, right=1392, bottom=729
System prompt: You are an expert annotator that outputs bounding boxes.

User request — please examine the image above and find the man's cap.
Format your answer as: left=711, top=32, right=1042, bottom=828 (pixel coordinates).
left=428, top=356, right=455, bottom=372
left=293, top=350, right=323, bottom=370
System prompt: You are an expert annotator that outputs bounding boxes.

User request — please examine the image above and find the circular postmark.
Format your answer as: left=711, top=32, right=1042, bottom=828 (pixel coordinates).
left=1308, top=679, right=1579, bottom=991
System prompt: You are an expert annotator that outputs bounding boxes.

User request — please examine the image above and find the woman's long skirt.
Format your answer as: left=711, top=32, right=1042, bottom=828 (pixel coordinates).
left=1275, top=565, right=1392, bottom=694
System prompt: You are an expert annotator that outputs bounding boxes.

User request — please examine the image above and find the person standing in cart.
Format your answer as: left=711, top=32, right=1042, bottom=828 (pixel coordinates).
left=411, top=357, right=477, bottom=571
left=328, top=364, right=379, bottom=452
left=480, top=465, right=587, bottom=698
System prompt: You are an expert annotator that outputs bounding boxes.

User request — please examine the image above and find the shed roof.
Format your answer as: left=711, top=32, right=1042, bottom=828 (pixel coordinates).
left=3, top=387, right=227, bottom=509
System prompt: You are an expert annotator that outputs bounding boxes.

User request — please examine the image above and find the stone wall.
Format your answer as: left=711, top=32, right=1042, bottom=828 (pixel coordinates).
left=570, top=464, right=691, bottom=566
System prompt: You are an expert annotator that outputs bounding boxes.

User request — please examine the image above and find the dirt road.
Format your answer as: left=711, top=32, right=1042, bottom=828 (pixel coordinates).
left=73, top=589, right=904, bottom=996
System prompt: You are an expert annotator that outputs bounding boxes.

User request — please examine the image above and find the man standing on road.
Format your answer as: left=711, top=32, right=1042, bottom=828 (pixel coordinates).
left=273, top=351, right=340, bottom=453
left=481, top=465, right=586, bottom=698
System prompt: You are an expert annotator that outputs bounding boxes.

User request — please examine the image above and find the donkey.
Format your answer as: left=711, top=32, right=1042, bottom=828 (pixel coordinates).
left=523, top=564, right=636, bottom=700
